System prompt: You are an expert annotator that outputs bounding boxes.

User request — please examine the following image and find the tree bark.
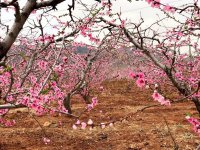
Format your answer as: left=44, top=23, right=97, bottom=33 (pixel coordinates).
left=82, top=94, right=91, bottom=104
left=0, top=0, right=36, bottom=61
left=63, top=93, right=72, bottom=114
left=0, top=0, right=67, bottom=61
left=192, top=97, right=200, bottom=115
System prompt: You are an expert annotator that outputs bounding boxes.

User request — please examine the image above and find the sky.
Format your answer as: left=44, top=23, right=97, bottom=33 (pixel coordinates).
left=0, top=0, right=195, bottom=26
left=0, top=0, right=198, bottom=43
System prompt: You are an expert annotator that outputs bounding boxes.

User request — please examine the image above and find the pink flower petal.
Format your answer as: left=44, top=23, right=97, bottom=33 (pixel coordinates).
left=81, top=122, right=87, bottom=129
left=75, top=120, right=81, bottom=125
left=72, top=124, right=77, bottom=130
left=87, top=119, right=93, bottom=125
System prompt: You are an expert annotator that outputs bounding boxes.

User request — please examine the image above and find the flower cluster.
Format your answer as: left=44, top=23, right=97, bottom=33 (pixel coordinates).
left=129, top=72, right=146, bottom=88
left=146, top=0, right=175, bottom=13
left=43, top=137, right=51, bottom=145
left=72, top=119, right=113, bottom=130
left=186, top=116, right=200, bottom=136
left=146, top=0, right=160, bottom=8
left=37, top=35, right=54, bottom=43
left=152, top=90, right=171, bottom=106
left=0, top=118, right=16, bottom=127
left=72, top=119, right=93, bottom=130
left=86, top=97, right=98, bottom=111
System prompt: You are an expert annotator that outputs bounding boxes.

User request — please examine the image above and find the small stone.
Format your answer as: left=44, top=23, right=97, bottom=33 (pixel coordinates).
left=43, top=121, right=51, bottom=127
left=98, top=133, right=107, bottom=140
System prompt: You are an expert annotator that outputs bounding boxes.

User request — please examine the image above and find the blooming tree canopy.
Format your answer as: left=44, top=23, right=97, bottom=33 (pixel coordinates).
left=0, top=0, right=199, bottom=137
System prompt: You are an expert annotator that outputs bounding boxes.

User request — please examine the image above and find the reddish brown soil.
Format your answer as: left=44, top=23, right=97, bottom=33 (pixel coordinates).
left=0, top=79, right=200, bottom=150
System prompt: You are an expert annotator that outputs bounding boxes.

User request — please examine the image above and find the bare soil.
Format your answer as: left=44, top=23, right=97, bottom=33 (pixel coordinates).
left=0, top=79, right=200, bottom=150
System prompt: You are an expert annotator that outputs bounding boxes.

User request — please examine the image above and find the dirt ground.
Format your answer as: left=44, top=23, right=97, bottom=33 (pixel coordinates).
left=0, top=79, right=200, bottom=150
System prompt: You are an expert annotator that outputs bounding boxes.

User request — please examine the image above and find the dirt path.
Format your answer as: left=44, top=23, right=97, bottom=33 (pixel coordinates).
left=0, top=80, right=199, bottom=150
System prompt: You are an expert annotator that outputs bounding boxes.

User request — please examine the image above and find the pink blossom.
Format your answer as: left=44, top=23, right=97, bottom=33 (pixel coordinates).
left=58, top=121, right=62, bottom=126
left=160, top=99, right=171, bottom=106
left=152, top=90, right=171, bottom=106
left=87, top=104, right=93, bottom=111
left=50, top=109, right=55, bottom=116
left=62, top=56, right=68, bottom=63
left=155, top=84, right=158, bottom=88
left=30, top=76, right=37, bottom=84
left=81, top=31, right=87, bottom=37
left=109, top=123, right=113, bottom=127
left=136, top=78, right=145, bottom=88
left=99, top=86, right=104, bottom=91
left=4, top=120, right=16, bottom=127
left=87, top=119, right=93, bottom=125
left=32, top=10, right=36, bottom=14
left=20, top=97, right=29, bottom=106
left=137, top=72, right=145, bottom=78
left=86, top=97, right=98, bottom=111
left=186, top=116, right=200, bottom=136
left=101, top=123, right=106, bottom=129
left=85, top=17, right=90, bottom=22
left=152, top=90, right=162, bottom=100
left=72, top=124, right=77, bottom=130
left=37, top=60, right=48, bottom=70
left=51, top=81, right=57, bottom=88
left=7, top=95, right=14, bottom=102
left=129, top=72, right=136, bottom=78
left=121, top=20, right=125, bottom=28
left=43, top=137, right=51, bottom=144
left=163, top=5, right=175, bottom=13
left=177, top=32, right=183, bottom=37
left=146, top=0, right=152, bottom=4
left=151, top=0, right=160, bottom=8
left=75, top=120, right=81, bottom=125
left=92, top=97, right=98, bottom=106
left=81, top=122, right=87, bottom=129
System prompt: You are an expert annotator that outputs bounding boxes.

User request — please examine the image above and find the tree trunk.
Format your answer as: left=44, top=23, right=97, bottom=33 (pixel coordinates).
left=63, top=93, right=72, bottom=114
left=192, top=97, right=200, bottom=115
left=82, top=94, right=91, bottom=104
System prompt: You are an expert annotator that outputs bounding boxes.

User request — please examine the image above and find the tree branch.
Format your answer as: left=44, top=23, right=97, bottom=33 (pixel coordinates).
left=35, top=0, right=65, bottom=9
left=0, top=0, right=36, bottom=61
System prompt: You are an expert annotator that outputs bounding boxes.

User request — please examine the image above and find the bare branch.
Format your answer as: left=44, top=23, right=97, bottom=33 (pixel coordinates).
left=35, top=0, right=65, bottom=9
left=0, top=0, right=36, bottom=60
left=163, top=116, right=179, bottom=150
